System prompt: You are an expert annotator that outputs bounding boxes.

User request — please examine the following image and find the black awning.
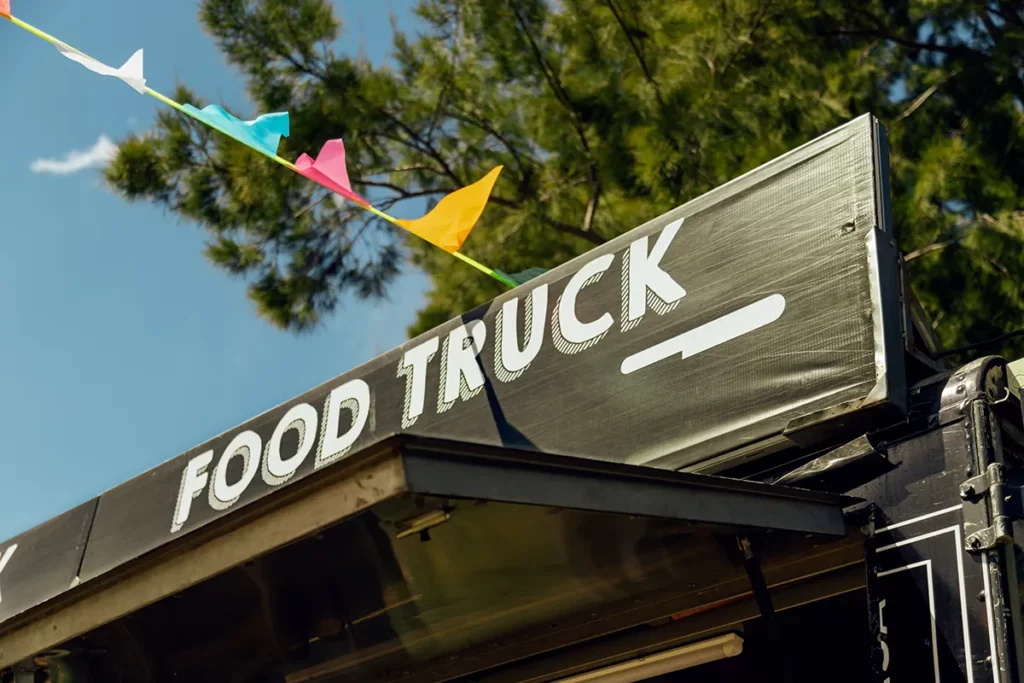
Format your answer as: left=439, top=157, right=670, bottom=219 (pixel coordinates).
left=0, top=437, right=859, bottom=677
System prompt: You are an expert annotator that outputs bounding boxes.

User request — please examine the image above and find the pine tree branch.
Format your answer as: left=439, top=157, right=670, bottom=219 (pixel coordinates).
left=822, top=16, right=1024, bottom=111
left=1004, top=112, right=1024, bottom=158
left=603, top=0, right=664, bottom=106
left=823, top=27, right=962, bottom=55
left=354, top=181, right=450, bottom=200
left=890, top=82, right=942, bottom=126
left=386, top=164, right=439, bottom=174
left=542, top=214, right=607, bottom=245
left=716, top=0, right=771, bottom=79
left=368, top=103, right=465, bottom=187
left=280, top=15, right=326, bottom=76
left=446, top=109, right=532, bottom=175
left=486, top=196, right=606, bottom=246
left=904, top=240, right=958, bottom=261
left=974, top=12, right=1024, bottom=112
left=214, top=8, right=327, bottom=80
left=509, top=3, right=602, bottom=233
left=582, top=185, right=601, bottom=234
left=369, top=131, right=440, bottom=164
left=993, top=2, right=1024, bottom=29
left=509, top=5, right=576, bottom=117
left=936, top=327, right=1024, bottom=358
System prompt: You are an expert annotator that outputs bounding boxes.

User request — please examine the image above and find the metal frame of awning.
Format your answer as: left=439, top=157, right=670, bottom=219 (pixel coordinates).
left=399, top=438, right=855, bottom=536
left=0, top=436, right=856, bottom=669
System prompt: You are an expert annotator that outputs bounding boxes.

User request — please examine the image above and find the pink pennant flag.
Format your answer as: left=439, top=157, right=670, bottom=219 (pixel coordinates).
left=294, top=139, right=367, bottom=206
left=1, top=0, right=11, bottom=18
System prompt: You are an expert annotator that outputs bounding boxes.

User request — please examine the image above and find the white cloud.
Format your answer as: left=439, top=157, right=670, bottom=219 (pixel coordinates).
left=30, top=135, right=117, bottom=175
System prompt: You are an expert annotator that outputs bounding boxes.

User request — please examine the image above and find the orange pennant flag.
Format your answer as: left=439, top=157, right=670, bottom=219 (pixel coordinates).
left=0, top=0, right=10, bottom=18
left=396, top=166, right=503, bottom=252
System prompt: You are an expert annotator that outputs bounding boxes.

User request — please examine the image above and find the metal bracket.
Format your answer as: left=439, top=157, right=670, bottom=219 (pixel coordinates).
left=737, top=535, right=793, bottom=683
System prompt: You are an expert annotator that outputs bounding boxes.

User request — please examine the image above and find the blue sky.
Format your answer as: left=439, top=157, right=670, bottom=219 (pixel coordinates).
left=0, top=0, right=428, bottom=541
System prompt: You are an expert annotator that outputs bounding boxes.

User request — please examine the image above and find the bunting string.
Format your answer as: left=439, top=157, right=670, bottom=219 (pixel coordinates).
left=1, top=4, right=520, bottom=288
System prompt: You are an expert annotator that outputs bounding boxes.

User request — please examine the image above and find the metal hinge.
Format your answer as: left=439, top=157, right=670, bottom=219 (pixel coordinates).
left=961, top=462, right=1019, bottom=552
left=964, top=517, right=1014, bottom=552
left=960, top=462, right=1006, bottom=499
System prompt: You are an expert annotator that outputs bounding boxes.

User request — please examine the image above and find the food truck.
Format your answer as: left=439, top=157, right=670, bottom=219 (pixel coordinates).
left=0, top=114, right=1021, bottom=683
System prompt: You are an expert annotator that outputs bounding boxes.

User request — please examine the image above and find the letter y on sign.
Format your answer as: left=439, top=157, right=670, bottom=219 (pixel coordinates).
left=0, top=543, right=17, bottom=604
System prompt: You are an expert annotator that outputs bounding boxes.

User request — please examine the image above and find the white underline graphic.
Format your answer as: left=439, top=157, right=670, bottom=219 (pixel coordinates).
left=620, top=294, right=786, bottom=375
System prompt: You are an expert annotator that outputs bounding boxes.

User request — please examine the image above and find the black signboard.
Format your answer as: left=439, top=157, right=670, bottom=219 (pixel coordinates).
left=0, top=500, right=96, bottom=627
left=2, top=113, right=905, bottom=625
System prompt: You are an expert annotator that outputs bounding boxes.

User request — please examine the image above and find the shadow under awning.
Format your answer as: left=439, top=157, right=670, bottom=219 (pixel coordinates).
left=0, top=438, right=862, bottom=681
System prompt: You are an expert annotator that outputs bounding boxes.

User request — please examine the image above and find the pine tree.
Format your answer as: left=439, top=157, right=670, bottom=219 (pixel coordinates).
left=105, top=0, right=1024, bottom=358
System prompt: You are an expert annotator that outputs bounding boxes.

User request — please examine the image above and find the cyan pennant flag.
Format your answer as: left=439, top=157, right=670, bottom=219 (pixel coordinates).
left=182, top=104, right=290, bottom=158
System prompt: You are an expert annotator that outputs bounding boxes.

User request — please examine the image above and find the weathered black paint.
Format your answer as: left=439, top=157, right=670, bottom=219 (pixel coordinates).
left=860, top=357, right=1023, bottom=683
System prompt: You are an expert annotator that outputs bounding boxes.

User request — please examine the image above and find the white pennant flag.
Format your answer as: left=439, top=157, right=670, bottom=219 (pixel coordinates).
left=56, top=43, right=147, bottom=94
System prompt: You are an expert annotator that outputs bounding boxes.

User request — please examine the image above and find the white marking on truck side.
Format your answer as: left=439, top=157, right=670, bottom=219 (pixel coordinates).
left=0, top=544, right=17, bottom=604
left=620, top=294, right=785, bottom=375
left=877, top=560, right=939, bottom=682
